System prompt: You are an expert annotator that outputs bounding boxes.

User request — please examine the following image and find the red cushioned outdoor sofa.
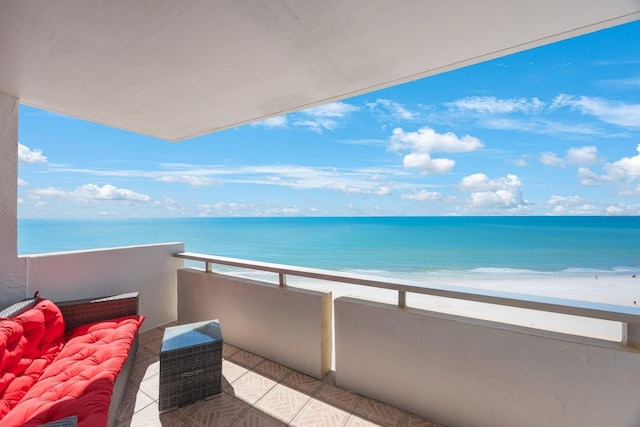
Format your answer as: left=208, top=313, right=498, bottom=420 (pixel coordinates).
left=0, top=292, right=143, bottom=427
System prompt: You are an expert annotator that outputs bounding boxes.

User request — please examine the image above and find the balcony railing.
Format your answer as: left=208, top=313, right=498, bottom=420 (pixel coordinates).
left=174, top=251, right=640, bottom=347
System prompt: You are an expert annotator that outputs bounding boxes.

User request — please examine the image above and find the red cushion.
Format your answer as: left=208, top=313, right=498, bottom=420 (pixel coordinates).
left=0, top=299, right=65, bottom=419
left=1, top=315, right=143, bottom=427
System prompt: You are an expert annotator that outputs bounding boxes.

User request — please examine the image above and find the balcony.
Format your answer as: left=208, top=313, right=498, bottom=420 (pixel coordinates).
left=120, top=324, right=441, bottom=426
left=16, top=243, right=640, bottom=427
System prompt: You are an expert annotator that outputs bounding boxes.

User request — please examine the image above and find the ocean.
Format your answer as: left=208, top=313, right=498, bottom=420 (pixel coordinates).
left=18, top=216, right=640, bottom=280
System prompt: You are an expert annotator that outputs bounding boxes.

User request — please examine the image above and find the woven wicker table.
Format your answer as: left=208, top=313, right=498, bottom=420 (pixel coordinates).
left=159, top=320, right=223, bottom=413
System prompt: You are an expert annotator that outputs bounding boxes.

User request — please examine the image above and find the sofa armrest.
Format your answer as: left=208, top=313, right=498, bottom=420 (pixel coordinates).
left=56, top=292, right=139, bottom=332
left=0, top=296, right=41, bottom=318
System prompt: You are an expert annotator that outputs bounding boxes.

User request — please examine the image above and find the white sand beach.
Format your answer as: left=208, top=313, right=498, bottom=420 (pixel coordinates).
left=286, top=273, right=640, bottom=343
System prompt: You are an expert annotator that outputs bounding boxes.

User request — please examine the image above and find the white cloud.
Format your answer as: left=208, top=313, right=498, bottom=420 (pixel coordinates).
left=481, top=117, right=604, bottom=136
left=577, top=145, right=640, bottom=191
left=32, top=187, right=67, bottom=198
left=390, top=127, right=483, bottom=153
left=447, top=96, right=545, bottom=113
left=459, top=173, right=503, bottom=191
left=294, top=102, right=359, bottom=134
left=551, top=94, right=640, bottom=128
left=401, top=189, right=442, bottom=201
left=74, top=184, right=151, bottom=202
left=459, top=174, right=527, bottom=211
left=620, top=183, right=640, bottom=196
left=197, top=202, right=251, bottom=216
left=164, top=198, right=184, bottom=212
left=325, top=180, right=393, bottom=196
left=268, top=207, right=301, bottom=215
left=375, top=185, right=391, bottom=195
left=402, top=153, right=455, bottom=174
left=449, top=94, right=637, bottom=137
left=541, top=146, right=599, bottom=168
left=156, top=175, right=216, bottom=187
left=511, top=157, right=528, bottom=167
left=31, top=184, right=151, bottom=203
left=577, top=167, right=603, bottom=186
left=18, top=143, right=48, bottom=163
left=325, top=182, right=363, bottom=194
left=294, top=119, right=338, bottom=134
left=566, top=146, right=598, bottom=166
left=17, top=178, right=28, bottom=186
left=605, top=205, right=626, bottom=215
left=540, top=152, right=566, bottom=167
left=210, top=164, right=404, bottom=196
left=304, top=102, right=359, bottom=118
left=605, top=144, right=640, bottom=180
left=252, top=116, right=287, bottom=128
left=546, top=195, right=598, bottom=215
left=390, top=127, right=483, bottom=174
left=366, top=99, right=417, bottom=120
left=598, top=75, right=640, bottom=90
left=604, top=204, right=639, bottom=216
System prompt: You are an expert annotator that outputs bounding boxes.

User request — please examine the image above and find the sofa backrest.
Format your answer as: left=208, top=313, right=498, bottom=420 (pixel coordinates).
left=0, top=299, right=66, bottom=418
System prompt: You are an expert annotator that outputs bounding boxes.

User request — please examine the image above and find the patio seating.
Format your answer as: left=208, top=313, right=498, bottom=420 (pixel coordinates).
left=0, top=292, right=143, bottom=427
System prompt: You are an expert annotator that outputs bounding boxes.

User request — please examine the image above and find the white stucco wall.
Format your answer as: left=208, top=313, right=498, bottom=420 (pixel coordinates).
left=178, top=268, right=333, bottom=379
left=0, top=92, right=27, bottom=308
left=335, top=296, right=640, bottom=427
left=25, top=243, right=184, bottom=331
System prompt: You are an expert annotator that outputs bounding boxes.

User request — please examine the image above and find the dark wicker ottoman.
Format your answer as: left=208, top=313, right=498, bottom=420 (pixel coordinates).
left=159, top=320, right=223, bottom=413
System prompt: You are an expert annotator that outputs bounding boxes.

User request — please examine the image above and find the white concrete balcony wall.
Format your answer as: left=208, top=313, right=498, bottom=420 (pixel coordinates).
left=0, top=92, right=27, bottom=308
left=335, top=296, right=640, bottom=427
left=23, top=243, right=184, bottom=331
left=177, top=268, right=332, bottom=379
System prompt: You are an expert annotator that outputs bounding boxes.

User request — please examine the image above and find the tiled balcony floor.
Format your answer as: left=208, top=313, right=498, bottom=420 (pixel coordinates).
left=116, top=324, right=445, bottom=427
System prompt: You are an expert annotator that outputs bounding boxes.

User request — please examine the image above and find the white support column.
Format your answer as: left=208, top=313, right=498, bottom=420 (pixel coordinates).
left=0, top=93, right=27, bottom=307
left=622, top=322, right=640, bottom=349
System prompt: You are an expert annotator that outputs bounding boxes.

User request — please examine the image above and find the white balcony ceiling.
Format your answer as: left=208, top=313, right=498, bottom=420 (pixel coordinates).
left=1, top=1, right=639, bottom=141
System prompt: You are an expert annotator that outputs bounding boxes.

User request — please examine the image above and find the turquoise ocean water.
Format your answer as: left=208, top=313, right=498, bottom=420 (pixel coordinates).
left=18, top=216, right=640, bottom=280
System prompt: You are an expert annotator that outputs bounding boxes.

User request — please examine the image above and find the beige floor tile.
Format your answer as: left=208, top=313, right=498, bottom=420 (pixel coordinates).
left=223, top=342, right=241, bottom=359
left=117, top=381, right=155, bottom=421
left=129, top=355, right=160, bottom=384
left=281, top=370, right=323, bottom=395
left=162, top=321, right=179, bottom=328
left=139, top=327, right=165, bottom=345
left=228, top=349, right=265, bottom=369
left=143, top=337, right=163, bottom=354
left=253, top=383, right=310, bottom=423
left=253, top=359, right=293, bottom=381
left=223, top=359, right=250, bottom=384
left=134, top=344, right=158, bottom=363
left=403, top=413, right=443, bottom=427
left=345, top=414, right=384, bottom=427
left=232, top=407, right=288, bottom=427
left=353, top=397, right=407, bottom=427
left=174, top=393, right=250, bottom=426
left=122, top=344, right=441, bottom=427
left=316, top=383, right=362, bottom=412
left=116, top=402, right=188, bottom=427
left=290, top=398, right=351, bottom=427
left=226, top=370, right=277, bottom=405
left=138, top=372, right=160, bottom=401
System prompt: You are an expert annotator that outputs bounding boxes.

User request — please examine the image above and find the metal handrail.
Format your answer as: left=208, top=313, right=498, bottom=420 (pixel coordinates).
left=174, top=251, right=640, bottom=326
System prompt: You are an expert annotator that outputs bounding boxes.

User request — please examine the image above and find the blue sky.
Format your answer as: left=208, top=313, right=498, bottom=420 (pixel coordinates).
left=18, top=20, right=640, bottom=218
